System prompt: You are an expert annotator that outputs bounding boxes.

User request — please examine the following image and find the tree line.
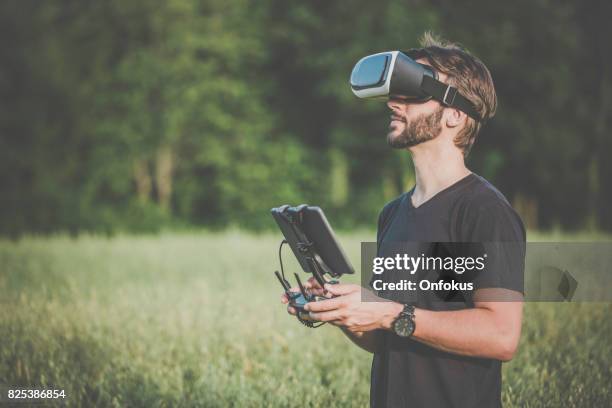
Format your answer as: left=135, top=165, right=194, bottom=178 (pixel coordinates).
left=0, top=0, right=610, bottom=235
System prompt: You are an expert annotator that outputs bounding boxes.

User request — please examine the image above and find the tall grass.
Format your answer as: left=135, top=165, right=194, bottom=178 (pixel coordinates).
left=0, top=231, right=610, bottom=407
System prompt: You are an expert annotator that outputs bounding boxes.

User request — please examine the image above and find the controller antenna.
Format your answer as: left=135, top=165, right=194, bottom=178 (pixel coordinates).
left=294, top=273, right=309, bottom=299
left=274, top=270, right=291, bottom=292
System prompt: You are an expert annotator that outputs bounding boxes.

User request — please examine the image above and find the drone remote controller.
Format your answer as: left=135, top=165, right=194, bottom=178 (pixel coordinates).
left=271, top=204, right=351, bottom=328
left=275, top=270, right=332, bottom=327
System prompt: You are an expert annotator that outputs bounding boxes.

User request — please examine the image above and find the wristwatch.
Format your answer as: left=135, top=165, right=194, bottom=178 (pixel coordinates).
left=392, top=304, right=416, bottom=338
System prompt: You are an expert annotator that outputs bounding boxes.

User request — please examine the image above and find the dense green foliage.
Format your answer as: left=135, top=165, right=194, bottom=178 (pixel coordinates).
left=1, top=0, right=611, bottom=235
left=0, top=232, right=610, bottom=406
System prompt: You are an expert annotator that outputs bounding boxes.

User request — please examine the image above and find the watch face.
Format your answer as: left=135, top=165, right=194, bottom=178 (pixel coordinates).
left=393, top=315, right=415, bottom=337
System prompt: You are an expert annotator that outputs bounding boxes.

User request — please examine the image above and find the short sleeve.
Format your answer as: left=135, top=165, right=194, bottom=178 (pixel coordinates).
left=461, top=201, right=526, bottom=294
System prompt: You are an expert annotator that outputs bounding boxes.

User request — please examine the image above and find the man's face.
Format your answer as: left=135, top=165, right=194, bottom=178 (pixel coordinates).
left=386, top=59, right=445, bottom=149
left=387, top=99, right=444, bottom=149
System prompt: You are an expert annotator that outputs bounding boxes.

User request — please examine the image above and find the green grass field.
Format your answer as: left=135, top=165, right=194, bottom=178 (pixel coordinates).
left=0, top=231, right=610, bottom=407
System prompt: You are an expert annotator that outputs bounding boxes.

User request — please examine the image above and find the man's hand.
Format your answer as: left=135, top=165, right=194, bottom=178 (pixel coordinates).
left=304, top=283, right=402, bottom=333
left=279, top=280, right=384, bottom=353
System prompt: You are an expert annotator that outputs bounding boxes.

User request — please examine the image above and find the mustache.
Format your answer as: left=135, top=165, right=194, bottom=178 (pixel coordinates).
left=390, top=114, right=406, bottom=123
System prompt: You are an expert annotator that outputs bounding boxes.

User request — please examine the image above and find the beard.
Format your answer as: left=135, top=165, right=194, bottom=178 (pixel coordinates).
left=387, top=106, right=444, bottom=149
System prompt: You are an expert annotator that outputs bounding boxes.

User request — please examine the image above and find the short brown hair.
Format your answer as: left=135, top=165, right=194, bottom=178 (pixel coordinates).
left=417, top=32, right=497, bottom=156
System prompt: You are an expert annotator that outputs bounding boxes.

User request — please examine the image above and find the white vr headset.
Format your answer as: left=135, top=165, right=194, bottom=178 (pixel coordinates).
left=350, top=49, right=481, bottom=121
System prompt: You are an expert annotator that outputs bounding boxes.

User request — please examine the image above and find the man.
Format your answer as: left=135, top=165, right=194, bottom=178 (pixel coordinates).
left=281, top=33, right=525, bottom=407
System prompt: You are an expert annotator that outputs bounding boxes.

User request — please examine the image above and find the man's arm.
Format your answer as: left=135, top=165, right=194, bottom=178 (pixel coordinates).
left=306, top=284, right=523, bottom=361
left=393, top=295, right=522, bottom=361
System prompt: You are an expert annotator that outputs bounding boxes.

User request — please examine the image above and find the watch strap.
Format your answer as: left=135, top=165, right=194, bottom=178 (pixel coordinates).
left=400, top=304, right=415, bottom=318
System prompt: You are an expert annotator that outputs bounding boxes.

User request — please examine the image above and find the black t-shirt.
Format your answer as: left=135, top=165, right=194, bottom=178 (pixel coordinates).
left=370, top=173, right=525, bottom=408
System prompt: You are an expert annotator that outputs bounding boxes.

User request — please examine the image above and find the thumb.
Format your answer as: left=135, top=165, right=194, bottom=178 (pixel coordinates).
left=324, top=283, right=360, bottom=296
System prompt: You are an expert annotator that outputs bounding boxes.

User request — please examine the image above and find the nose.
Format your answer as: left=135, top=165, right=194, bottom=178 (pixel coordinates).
left=387, top=98, right=404, bottom=112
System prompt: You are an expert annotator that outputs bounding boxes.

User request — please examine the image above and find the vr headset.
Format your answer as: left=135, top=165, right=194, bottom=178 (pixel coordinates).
left=350, top=49, right=481, bottom=121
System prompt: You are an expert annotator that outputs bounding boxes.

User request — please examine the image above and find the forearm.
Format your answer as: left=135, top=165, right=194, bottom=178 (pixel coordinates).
left=305, top=284, right=523, bottom=361
left=339, top=327, right=377, bottom=353
left=381, top=303, right=522, bottom=361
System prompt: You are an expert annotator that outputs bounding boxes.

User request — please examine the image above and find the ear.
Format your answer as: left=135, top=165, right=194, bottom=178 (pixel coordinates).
left=445, top=108, right=466, bottom=129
